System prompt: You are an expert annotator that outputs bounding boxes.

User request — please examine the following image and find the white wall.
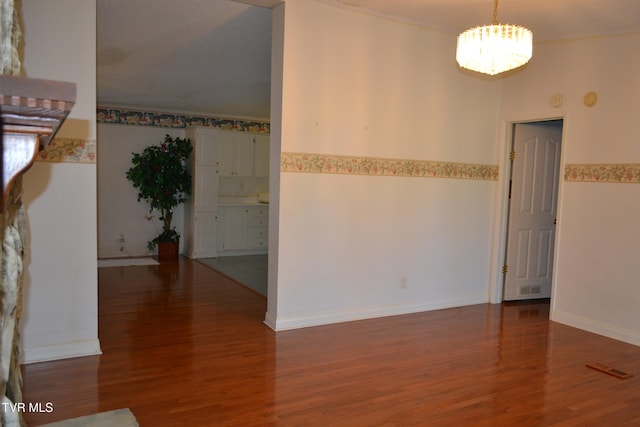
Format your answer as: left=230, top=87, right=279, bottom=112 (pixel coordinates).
left=499, top=34, right=640, bottom=345
left=267, top=0, right=501, bottom=329
left=97, top=124, right=186, bottom=258
left=267, top=4, right=285, bottom=322
left=20, top=0, right=100, bottom=362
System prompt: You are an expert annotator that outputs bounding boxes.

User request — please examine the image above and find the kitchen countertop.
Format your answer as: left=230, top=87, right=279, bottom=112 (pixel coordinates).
left=217, top=196, right=269, bottom=206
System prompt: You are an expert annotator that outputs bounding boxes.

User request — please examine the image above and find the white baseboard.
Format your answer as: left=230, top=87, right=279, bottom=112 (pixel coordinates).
left=551, top=309, right=640, bottom=347
left=22, top=339, right=102, bottom=364
left=263, top=311, right=277, bottom=331
left=265, top=296, right=487, bottom=331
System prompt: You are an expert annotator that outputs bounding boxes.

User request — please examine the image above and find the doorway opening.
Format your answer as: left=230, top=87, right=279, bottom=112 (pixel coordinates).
left=501, top=119, right=564, bottom=302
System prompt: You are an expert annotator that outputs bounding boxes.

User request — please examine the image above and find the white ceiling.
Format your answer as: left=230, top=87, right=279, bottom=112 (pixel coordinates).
left=97, top=0, right=640, bottom=120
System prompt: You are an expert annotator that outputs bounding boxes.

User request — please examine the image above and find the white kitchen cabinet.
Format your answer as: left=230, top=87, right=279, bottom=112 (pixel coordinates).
left=184, top=126, right=269, bottom=258
left=216, top=131, right=269, bottom=177
left=216, top=132, right=254, bottom=176
left=217, top=205, right=268, bottom=255
left=190, top=212, right=217, bottom=258
left=194, top=129, right=218, bottom=166
left=216, top=207, right=248, bottom=251
left=184, top=127, right=219, bottom=258
left=193, top=166, right=217, bottom=211
left=247, top=206, right=269, bottom=249
left=253, top=134, right=270, bottom=177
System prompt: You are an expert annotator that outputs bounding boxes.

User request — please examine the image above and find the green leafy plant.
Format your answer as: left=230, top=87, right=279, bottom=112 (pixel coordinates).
left=126, top=134, right=192, bottom=250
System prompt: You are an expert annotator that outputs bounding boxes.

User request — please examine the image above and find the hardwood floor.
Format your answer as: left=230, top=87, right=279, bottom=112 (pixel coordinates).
left=22, top=258, right=640, bottom=426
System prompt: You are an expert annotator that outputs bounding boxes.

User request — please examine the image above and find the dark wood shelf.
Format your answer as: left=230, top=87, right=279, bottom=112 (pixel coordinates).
left=0, top=75, right=76, bottom=211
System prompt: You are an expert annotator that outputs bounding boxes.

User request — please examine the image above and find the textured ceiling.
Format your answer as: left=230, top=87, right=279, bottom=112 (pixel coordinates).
left=97, top=0, right=272, bottom=119
left=97, top=0, right=640, bottom=120
left=329, top=0, right=640, bottom=41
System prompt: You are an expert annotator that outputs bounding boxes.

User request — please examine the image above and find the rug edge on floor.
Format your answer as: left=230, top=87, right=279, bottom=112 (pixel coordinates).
left=98, top=257, right=158, bottom=268
left=39, top=408, right=138, bottom=427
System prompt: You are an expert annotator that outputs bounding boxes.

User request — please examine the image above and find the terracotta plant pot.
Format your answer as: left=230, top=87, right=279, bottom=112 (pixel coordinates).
left=157, top=240, right=179, bottom=262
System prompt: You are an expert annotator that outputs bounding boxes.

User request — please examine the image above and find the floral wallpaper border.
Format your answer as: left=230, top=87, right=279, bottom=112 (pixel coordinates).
left=281, top=152, right=499, bottom=181
left=565, top=163, right=640, bottom=183
left=36, top=138, right=96, bottom=163
left=281, top=153, right=640, bottom=184
left=47, top=110, right=640, bottom=181
left=97, top=107, right=270, bottom=133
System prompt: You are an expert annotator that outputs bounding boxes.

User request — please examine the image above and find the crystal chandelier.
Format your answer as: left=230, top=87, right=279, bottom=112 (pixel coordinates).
left=456, top=0, right=532, bottom=75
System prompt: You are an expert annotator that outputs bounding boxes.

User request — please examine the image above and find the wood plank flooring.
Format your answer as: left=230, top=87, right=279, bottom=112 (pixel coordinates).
left=22, top=258, right=640, bottom=426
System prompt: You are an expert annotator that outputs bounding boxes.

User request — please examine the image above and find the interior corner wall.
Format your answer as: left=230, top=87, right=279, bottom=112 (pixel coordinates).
left=265, top=2, right=285, bottom=328
left=500, top=33, right=640, bottom=346
left=267, top=0, right=501, bottom=330
left=19, top=0, right=100, bottom=362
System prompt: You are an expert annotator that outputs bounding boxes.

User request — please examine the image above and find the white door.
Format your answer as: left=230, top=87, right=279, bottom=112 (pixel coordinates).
left=503, top=121, right=562, bottom=300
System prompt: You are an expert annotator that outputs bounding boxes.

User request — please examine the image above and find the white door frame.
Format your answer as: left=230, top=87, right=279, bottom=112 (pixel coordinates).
left=488, top=113, right=569, bottom=306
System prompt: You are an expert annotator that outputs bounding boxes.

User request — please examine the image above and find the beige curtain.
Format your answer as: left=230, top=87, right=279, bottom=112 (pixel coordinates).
left=1, top=1, right=26, bottom=426
left=1, top=0, right=22, bottom=75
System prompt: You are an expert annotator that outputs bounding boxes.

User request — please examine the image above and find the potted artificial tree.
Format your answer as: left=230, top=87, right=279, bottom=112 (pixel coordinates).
left=126, top=134, right=192, bottom=261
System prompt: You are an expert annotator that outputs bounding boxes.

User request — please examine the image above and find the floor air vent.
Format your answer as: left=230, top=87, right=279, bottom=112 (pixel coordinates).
left=586, top=362, right=634, bottom=379
left=519, top=285, right=541, bottom=296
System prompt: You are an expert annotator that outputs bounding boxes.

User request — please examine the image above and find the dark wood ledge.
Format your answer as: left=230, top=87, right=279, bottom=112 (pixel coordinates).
left=0, top=75, right=76, bottom=211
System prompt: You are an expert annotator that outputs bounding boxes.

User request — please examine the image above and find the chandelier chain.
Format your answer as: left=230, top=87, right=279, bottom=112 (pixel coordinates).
left=493, top=0, right=499, bottom=24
